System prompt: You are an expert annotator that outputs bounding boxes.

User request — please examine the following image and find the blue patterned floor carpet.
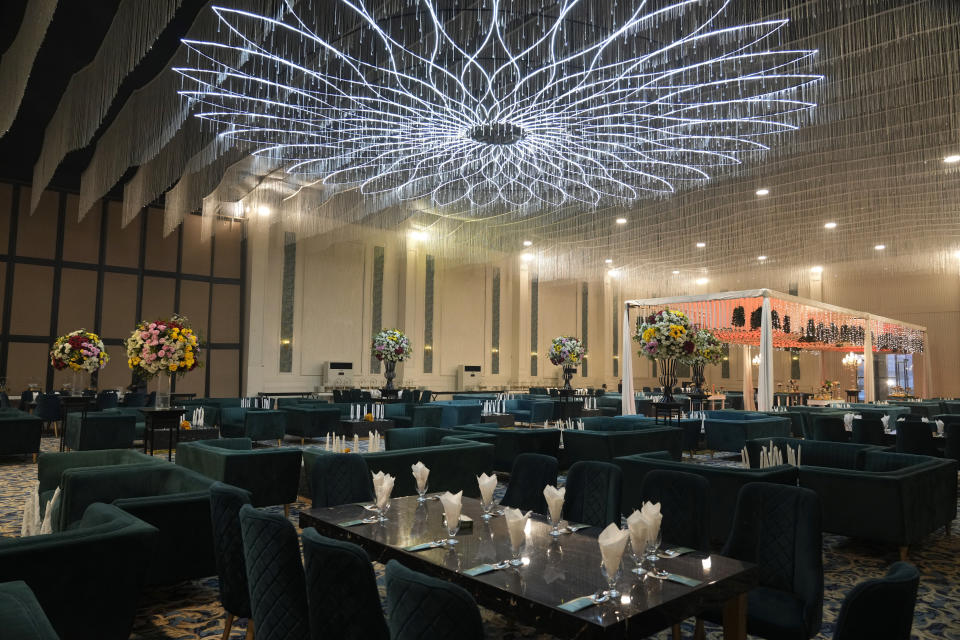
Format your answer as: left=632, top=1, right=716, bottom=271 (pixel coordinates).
left=1, top=437, right=957, bottom=639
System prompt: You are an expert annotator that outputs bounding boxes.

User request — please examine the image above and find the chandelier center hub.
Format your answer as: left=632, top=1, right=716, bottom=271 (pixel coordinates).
left=469, top=122, right=526, bottom=146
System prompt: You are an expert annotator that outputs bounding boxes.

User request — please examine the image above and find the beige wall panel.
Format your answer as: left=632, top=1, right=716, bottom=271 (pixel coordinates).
left=17, top=187, right=57, bottom=259
left=437, top=264, right=486, bottom=376
left=538, top=281, right=579, bottom=382
left=57, top=269, right=97, bottom=333
left=101, top=273, right=138, bottom=339
left=7, top=343, right=49, bottom=392
left=10, top=264, right=53, bottom=335
left=144, top=207, right=177, bottom=271
left=98, top=345, right=132, bottom=390
left=175, top=365, right=207, bottom=396
left=181, top=214, right=211, bottom=275
left=211, top=284, right=241, bottom=343
left=213, top=218, right=243, bottom=278
left=105, top=200, right=140, bottom=267
left=141, top=276, right=176, bottom=322
left=61, top=194, right=100, bottom=263
left=179, top=280, right=210, bottom=338
left=209, top=349, right=239, bottom=397
left=0, top=183, right=13, bottom=251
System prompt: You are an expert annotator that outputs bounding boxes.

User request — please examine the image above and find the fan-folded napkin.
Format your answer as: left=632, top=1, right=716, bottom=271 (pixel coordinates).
left=411, top=461, right=429, bottom=493
left=504, top=507, right=531, bottom=550
left=626, top=509, right=650, bottom=555
left=477, top=473, right=497, bottom=504
left=439, top=490, right=463, bottom=525
left=371, top=471, right=394, bottom=509
left=597, top=523, right=629, bottom=577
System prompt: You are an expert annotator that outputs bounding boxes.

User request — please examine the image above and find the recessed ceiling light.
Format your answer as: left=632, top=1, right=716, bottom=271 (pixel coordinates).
left=757, top=255, right=767, bottom=261
left=672, top=270, right=680, bottom=274
left=824, top=222, right=837, bottom=229
left=755, top=188, right=770, bottom=196
left=521, top=253, right=534, bottom=262
left=522, top=240, right=533, bottom=247
left=408, top=229, right=428, bottom=241
left=615, top=217, right=628, bottom=225
left=696, top=277, right=709, bottom=285
left=696, top=242, right=706, bottom=248
left=944, top=154, right=960, bottom=164
left=874, top=244, right=885, bottom=250
left=607, top=269, right=620, bottom=277
left=604, top=258, right=613, bottom=264
left=810, top=265, right=824, bottom=273
left=257, top=205, right=271, bottom=217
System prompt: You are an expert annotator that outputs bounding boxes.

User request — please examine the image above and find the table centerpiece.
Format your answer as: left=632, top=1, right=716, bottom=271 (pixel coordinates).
left=633, top=309, right=696, bottom=403
left=371, top=328, right=411, bottom=394
left=548, top=336, right=585, bottom=390
left=50, top=329, right=109, bottom=394
left=125, top=314, right=202, bottom=408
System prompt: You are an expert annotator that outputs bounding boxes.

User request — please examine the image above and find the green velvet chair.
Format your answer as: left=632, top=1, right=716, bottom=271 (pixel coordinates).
left=851, top=417, right=886, bottom=445
left=0, top=413, right=42, bottom=459
left=37, top=449, right=163, bottom=514
left=63, top=412, right=136, bottom=451
left=704, top=415, right=792, bottom=452
left=239, top=505, right=310, bottom=640
left=384, top=560, right=484, bottom=640
left=808, top=413, right=849, bottom=442
left=638, top=469, right=710, bottom=551
left=309, top=453, right=376, bottom=508
left=450, top=424, right=561, bottom=472
left=561, top=426, right=683, bottom=468
left=209, top=482, right=253, bottom=640
left=833, top=562, right=919, bottom=640
left=563, top=460, right=622, bottom=529
left=0, top=503, right=159, bottom=640
left=282, top=406, right=342, bottom=444
left=384, top=426, right=461, bottom=450
left=176, top=438, right=302, bottom=509
left=387, top=404, right=444, bottom=429
left=220, top=408, right=288, bottom=442
left=302, top=529, right=390, bottom=640
left=499, top=452, right=558, bottom=514
left=0, top=581, right=58, bottom=640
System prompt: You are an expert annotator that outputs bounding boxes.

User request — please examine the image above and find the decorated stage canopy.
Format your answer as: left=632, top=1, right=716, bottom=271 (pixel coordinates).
left=620, top=289, right=928, bottom=414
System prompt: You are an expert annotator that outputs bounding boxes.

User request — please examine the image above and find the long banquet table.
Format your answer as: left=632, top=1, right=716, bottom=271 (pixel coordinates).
left=300, top=495, right=758, bottom=639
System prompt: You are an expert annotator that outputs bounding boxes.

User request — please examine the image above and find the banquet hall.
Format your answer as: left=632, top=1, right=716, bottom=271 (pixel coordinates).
left=0, top=0, right=957, bottom=639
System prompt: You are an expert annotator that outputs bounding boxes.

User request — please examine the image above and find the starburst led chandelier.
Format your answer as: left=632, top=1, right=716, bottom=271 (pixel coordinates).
left=176, top=0, right=821, bottom=213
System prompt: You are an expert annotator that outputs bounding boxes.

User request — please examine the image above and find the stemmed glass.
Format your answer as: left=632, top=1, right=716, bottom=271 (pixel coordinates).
left=601, top=559, right=621, bottom=598
left=645, top=530, right=668, bottom=579
left=629, top=536, right=647, bottom=576
left=444, top=515, right=460, bottom=546
left=375, top=499, right=390, bottom=524
left=509, top=539, right=524, bottom=566
left=417, top=482, right=428, bottom=503
left=548, top=511, right=562, bottom=537
left=480, top=497, right=495, bottom=520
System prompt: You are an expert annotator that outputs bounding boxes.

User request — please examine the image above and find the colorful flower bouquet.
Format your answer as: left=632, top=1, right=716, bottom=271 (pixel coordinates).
left=371, top=329, right=412, bottom=362
left=50, top=329, right=109, bottom=373
left=548, top=336, right=585, bottom=367
left=691, top=329, right=723, bottom=365
left=633, top=309, right=696, bottom=363
left=125, top=314, right=202, bottom=379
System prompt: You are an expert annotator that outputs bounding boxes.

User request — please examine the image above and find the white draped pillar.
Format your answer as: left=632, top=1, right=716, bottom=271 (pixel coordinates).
left=922, top=336, right=932, bottom=398
left=863, top=322, right=875, bottom=402
left=743, top=345, right=756, bottom=411
left=621, top=305, right=636, bottom=415
left=757, top=297, right=774, bottom=411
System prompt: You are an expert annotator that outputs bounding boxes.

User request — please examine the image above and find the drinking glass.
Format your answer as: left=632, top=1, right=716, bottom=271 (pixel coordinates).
left=481, top=497, right=495, bottom=521
left=417, top=483, right=428, bottom=503
left=629, top=536, right=647, bottom=576
left=600, top=559, right=621, bottom=598
left=509, top=539, right=524, bottom=566
left=444, top=516, right=460, bottom=546
left=376, top=499, right=390, bottom=523
left=548, top=510, right=562, bottom=537
left=645, top=530, right=668, bottom=579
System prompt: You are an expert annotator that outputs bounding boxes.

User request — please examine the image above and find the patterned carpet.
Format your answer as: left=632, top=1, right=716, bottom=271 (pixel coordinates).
left=1, top=436, right=958, bottom=639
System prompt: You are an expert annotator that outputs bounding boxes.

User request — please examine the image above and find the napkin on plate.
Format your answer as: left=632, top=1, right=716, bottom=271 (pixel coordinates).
left=626, top=509, right=650, bottom=555
left=543, top=485, right=565, bottom=524
left=478, top=472, right=497, bottom=504
left=504, top=507, right=531, bottom=550
left=439, top=490, right=463, bottom=525
left=597, top=523, right=629, bottom=577
left=411, top=461, right=430, bottom=493
left=371, top=471, right=394, bottom=509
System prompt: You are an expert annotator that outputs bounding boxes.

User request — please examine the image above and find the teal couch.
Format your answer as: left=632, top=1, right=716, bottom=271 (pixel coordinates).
left=63, top=412, right=136, bottom=451
left=383, top=403, right=444, bottom=428
left=384, top=427, right=464, bottom=449
left=502, top=398, right=554, bottom=424
left=428, top=401, right=484, bottom=427
left=0, top=412, right=41, bottom=458
left=0, top=581, right=58, bottom=640
left=703, top=412, right=792, bottom=452
left=175, top=438, right=302, bottom=507
left=303, top=436, right=494, bottom=499
left=449, top=424, right=561, bottom=471
left=220, top=408, right=287, bottom=442
left=561, top=427, right=683, bottom=468
left=0, top=503, right=158, bottom=640
left=281, top=405, right=342, bottom=443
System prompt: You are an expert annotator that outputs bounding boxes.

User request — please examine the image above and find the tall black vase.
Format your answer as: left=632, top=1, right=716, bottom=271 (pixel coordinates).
left=692, top=362, right=705, bottom=391
left=658, top=358, right=678, bottom=403
left=383, top=360, right=397, bottom=392
left=562, top=367, right=576, bottom=390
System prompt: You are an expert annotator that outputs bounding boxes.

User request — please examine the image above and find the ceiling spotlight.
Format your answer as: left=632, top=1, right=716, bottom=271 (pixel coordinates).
left=604, top=259, right=613, bottom=264
left=672, top=270, right=680, bottom=274
left=522, top=240, right=533, bottom=247
left=696, top=242, right=706, bottom=248
left=874, top=244, right=886, bottom=250
left=944, top=154, right=960, bottom=164
left=607, top=269, right=620, bottom=277
left=824, top=222, right=837, bottom=229
left=757, top=255, right=767, bottom=261
left=696, top=277, right=709, bottom=285
left=810, top=265, right=824, bottom=273
left=755, top=188, right=770, bottom=196
left=615, top=218, right=628, bottom=225
left=257, top=205, right=271, bottom=217
left=408, top=229, right=428, bottom=241
left=520, top=253, right=534, bottom=262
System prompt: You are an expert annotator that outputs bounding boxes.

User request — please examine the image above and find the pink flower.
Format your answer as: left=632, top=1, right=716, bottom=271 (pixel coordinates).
left=141, top=332, right=150, bottom=339
left=149, top=323, right=156, bottom=329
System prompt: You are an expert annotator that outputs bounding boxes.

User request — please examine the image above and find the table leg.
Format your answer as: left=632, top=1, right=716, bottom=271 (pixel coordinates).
left=168, top=423, right=175, bottom=462
left=721, top=592, right=747, bottom=640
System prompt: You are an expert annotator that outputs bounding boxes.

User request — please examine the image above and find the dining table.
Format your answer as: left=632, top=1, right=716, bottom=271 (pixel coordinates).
left=300, top=495, right=758, bottom=639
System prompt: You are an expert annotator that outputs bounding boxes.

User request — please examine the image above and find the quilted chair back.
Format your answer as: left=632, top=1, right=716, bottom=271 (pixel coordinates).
left=96, top=390, right=119, bottom=410
left=638, top=470, right=710, bottom=551
left=384, top=560, right=483, bottom=640
left=301, top=529, right=389, bottom=640
left=851, top=418, right=885, bottom=445
left=310, top=453, right=375, bottom=508
left=723, top=482, right=823, bottom=639
left=833, top=562, right=919, bottom=640
left=895, top=422, right=939, bottom=457
left=209, top=482, right=253, bottom=619
left=563, top=461, right=622, bottom=528
left=35, top=394, right=62, bottom=422
left=500, top=453, right=559, bottom=514
left=238, top=505, right=309, bottom=640
left=811, top=416, right=848, bottom=442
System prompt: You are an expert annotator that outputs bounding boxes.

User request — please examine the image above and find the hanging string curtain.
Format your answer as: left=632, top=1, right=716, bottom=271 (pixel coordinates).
left=0, top=0, right=57, bottom=136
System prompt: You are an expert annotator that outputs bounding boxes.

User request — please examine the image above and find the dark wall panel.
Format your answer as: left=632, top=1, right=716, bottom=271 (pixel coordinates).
left=16, top=188, right=57, bottom=259
left=144, top=207, right=178, bottom=272
left=57, top=268, right=97, bottom=333
left=105, top=200, right=139, bottom=267
left=101, top=273, right=138, bottom=339
left=141, top=276, right=176, bottom=322
left=211, top=283, right=241, bottom=343
left=213, top=219, right=243, bottom=278
left=10, top=264, right=53, bottom=334
left=61, top=194, right=100, bottom=263
left=181, top=214, right=211, bottom=275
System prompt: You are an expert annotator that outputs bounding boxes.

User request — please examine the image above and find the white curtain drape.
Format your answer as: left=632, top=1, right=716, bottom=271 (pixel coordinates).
left=757, top=296, right=774, bottom=410
left=621, top=304, right=635, bottom=415
left=863, top=326, right=875, bottom=402
left=743, top=345, right=756, bottom=411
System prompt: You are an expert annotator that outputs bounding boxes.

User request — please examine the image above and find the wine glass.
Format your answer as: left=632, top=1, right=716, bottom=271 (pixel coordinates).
left=645, top=530, right=668, bottom=579
left=375, top=499, right=390, bottom=524
left=480, top=497, right=495, bottom=520
left=444, top=515, right=460, bottom=546
left=601, top=559, right=621, bottom=598
left=509, top=538, right=524, bottom=566
left=548, top=510, right=562, bottom=537
left=417, top=482, right=428, bottom=503
left=629, top=535, right=647, bottom=576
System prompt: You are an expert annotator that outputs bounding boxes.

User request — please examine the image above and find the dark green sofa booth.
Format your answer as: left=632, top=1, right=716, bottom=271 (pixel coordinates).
left=702, top=411, right=791, bottom=452
left=38, top=451, right=216, bottom=585
left=427, top=401, right=484, bottom=427
left=303, top=435, right=494, bottom=499
left=0, top=412, right=41, bottom=458
left=383, top=403, right=444, bottom=428
left=63, top=412, right=137, bottom=451
left=615, top=450, right=799, bottom=545
left=282, top=405, right=343, bottom=443
left=502, top=398, right=554, bottom=424
left=384, top=427, right=465, bottom=449
left=0, top=503, right=159, bottom=640
left=449, top=424, right=561, bottom=471
left=220, top=407, right=287, bottom=442
left=176, top=438, right=302, bottom=507
left=0, top=580, right=58, bottom=640
left=561, top=426, right=683, bottom=468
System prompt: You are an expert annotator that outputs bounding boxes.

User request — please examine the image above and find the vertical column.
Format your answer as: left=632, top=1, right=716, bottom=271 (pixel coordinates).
left=863, top=320, right=875, bottom=402
left=510, top=260, right=530, bottom=387
left=743, top=345, right=756, bottom=411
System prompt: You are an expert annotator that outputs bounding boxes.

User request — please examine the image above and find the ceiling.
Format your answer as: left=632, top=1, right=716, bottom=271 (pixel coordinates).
left=1, top=0, right=958, bottom=284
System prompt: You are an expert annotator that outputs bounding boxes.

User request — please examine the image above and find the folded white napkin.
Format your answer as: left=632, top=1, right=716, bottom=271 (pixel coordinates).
left=598, top=523, right=629, bottom=577
left=626, top=509, right=650, bottom=556
left=477, top=473, right=497, bottom=505
left=39, top=486, right=61, bottom=535
left=411, top=461, right=429, bottom=493
left=843, top=413, right=854, bottom=429
left=20, top=482, right=40, bottom=537
left=504, top=507, right=531, bottom=550
left=371, top=471, right=394, bottom=509
left=543, top=485, right=565, bottom=523
left=439, top=490, right=463, bottom=525
left=640, top=501, right=662, bottom=540
left=881, top=415, right=890, bottom=429
left=936, top=419, right=945, bottom=435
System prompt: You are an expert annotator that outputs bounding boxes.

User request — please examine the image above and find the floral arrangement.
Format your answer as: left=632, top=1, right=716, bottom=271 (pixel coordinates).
left=548, top=336, right=585, bottom=367
left=634, top=308, right=696, bottom=363
left=50, top=329, right=109, bottom=373
left=371, top=329, right=412, bottom=362
left=786, top=379, right=799, bottom=392
left=126, top=314, right=201, bottom=379
left=691, top=329, right=723, bottom=365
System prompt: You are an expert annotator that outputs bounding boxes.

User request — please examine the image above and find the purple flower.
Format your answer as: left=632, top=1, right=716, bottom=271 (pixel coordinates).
left=644, top=340, right=658, bottom=354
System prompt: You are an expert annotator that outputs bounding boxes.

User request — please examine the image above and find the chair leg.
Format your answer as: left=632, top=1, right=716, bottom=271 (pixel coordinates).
left=32, top=453, right=37, bottom=463
left=283, top=504, right=290, bottom=519
left=899, top=546, right=908, bottom=561
left=245, top=619, right=254, bottom=640
left=693, top=618, right=705, bottom=640
left=300, top=437, right=305, bottom=446
left=222, top=612, right=234, bottom=640
left=672, top=622, right=682, bottom=640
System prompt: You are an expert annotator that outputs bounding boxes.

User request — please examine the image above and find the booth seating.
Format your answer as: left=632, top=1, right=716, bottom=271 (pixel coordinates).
left=561, top=426, right=683, bottom=469
left=220, top=408, right=287, bottom=442
left=427, top=401, right=484, bottom=427
left=0, top=581, right=59, bottom=640
left=281, top=405, right=343, bottom=444
left=63, top=412, right=136, bottom=451
left=501, top=398, right=554, bottom=424
left=702, top=411, right=792, bottom=452
left=383, top=403, right=444, bottom=429
left=0, top=411, right=42, bottom=459
left=449, top=424, right=561, bottom=472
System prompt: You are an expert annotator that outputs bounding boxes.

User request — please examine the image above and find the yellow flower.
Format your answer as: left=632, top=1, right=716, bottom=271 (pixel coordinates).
left=642, top=327, right=656, bottom=342
left=668, top=324, right=685, bottom=339
left=168, top=364, right=178, bottom=372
